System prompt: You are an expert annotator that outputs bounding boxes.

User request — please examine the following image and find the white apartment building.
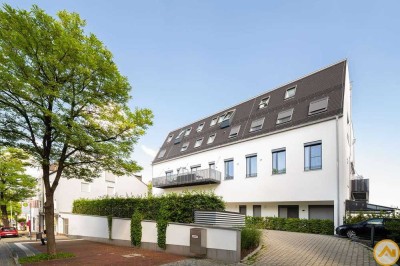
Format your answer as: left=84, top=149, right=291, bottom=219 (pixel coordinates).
left=152, top=60, right=359, bottom=228
left=31, top=170, right=147, bottom=234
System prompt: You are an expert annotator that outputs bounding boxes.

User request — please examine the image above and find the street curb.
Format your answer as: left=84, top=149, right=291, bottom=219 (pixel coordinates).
left=241, top=243, right=263, bottom=263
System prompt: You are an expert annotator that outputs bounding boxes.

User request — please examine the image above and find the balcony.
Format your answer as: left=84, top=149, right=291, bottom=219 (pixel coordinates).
left=152, top=168, right=221, bottom=189
left=351, top=179, right=369, bottom=202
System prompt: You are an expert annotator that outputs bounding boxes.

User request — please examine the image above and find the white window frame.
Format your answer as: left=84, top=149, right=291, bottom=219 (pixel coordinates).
left=167, top=134, right=173, bottom=143
left=218, top=110, right=235, bottom=123
left=181, top=142, right=189, bottom=152
left=197, top=122, right=205, bottom=132
left=207, top=133, right=216, bottom=144
left=158, top=149, right=166, bottom=158
left=194, top=138, right=204, bottom=148
left=259, top=97, right=270, bottom=109
left=229, top=125, right=241, bottom=138
left=284, top=86, right=296, bottom=99
left=210, top=117, right=218, bottom=127
left=276, top=108, right=294, bottom=124
left=308, top=97, right=329, bottom=115
left=81, top=182, right=90, bottom=193
left=176, top=130, right=185, bottom=139
left=184, top=127, right=192, bottom=136
left=250, top=117, right=265, bottom=132
left=107, top=186, right=115, bottom=196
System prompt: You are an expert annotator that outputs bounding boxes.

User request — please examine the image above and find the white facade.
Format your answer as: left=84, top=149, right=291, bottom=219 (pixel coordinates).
left=152, top=63, right=355, bottom=228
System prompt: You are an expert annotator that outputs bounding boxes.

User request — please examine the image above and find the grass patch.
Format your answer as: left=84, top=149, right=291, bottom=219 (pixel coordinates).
left=19, top=252, right=75, bottom=264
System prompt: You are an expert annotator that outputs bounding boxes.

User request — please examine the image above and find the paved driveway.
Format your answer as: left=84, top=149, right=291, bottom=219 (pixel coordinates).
left=249, top=230, right=378, bottom=266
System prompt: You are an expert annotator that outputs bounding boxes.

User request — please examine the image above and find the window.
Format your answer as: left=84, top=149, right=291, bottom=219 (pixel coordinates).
left=239, top=205, right=247, bottom=215
left=210, top=117, right=218, bottom=126
left=309, top=97, right=329, bottom=115
left=184, top=127, right=192, bottom=136
left=181, top=142, right=189, bottom=152
left=253, top=205, right=261, bottom=217
left=81, top=182, right=90, bottom=193
left=167, top=135, right=173, bottom=142
left=207, top=133, right=216, bottom=144
left=304, top=141, right=322, bottom=170
left=194, top=138, right=204, bottom=148
left=218, top=110, right=235, bottom=123
left=107, top=186, right=115, bottom=196
left=284, top=86, right=296, bottom=99
left=250, top=117, right=265, bottom=132
left=259, top=97, right=270, bottom=109
left=229, top=125, right=240, bottom=138
left=158, top=149, right=166, bottom=158
left=278, top=205, right=299, bottom=218
left=105, top=173, right=116, bottom=183
left=276, top=108, right=294, bottom=124
left=246, top=155, right=257, bottom=177
left=366, top=218, right=383, bottom=225
left=165, top=170, right=173, bottom=178
left=197, top=122, right=205, bottom=132
left=176, top=130, right=185, bottom=139
left=209, top=162, right=215, bottom=170
left=272, top=148, right=286, bottom=174
left=224, top=159, right=234, bottom=180
left=191, top=165, right=201, bottom=173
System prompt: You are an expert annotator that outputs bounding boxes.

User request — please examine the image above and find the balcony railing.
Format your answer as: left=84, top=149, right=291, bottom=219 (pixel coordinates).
left=152, top=168, right=221, bottom=189
left=351, top=179, right=369, bottom=201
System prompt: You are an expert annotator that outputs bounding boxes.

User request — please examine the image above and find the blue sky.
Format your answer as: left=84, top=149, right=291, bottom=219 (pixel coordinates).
left=2, top=1, right=399, bottom=207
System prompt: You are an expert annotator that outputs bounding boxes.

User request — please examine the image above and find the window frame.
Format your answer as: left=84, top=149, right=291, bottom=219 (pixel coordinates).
left=158, top=149, right=166, bottom=158
left=246, top=154, right=257, bottom=177
left=81, top=182, right=90, bottom=193
left=308, top=97, right=329, bottom=116
left=224, top=159, right=234, bottom=180
left=194, top=138, right=204, bottom=148
left=207, top=133, right=216, bottom=144
left=167, top=134, right=173, bottom=143
left=250, top=117, right=265, bottom=132
left=229, top=125, right=241, bottom=138
left=272, top=148, right=286, bottom=175
left=276, top=108, right=294, bottom=124
left=197, top=122, right=205, bottom=132
left=184, top=127, right=192, bottom=136
left=210, top=117, right=218, bottom=127
left=284, top=86, right=297, bottom=99
left=304, top=141, right=322, bottom=171
left=180, top=142, right=189, bottom=152
left=259, top=97, right=270, bottom=109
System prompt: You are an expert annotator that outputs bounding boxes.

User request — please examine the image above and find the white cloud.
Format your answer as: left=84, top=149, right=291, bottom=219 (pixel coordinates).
left=141, top=144, right=157, bottom=158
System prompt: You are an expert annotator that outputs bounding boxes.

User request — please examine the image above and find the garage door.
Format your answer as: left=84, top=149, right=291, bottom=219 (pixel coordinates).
left=309, top=205, right=334, bottom=221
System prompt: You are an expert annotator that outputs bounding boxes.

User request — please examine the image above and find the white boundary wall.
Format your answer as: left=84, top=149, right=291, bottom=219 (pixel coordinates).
left=61, top=213, right=241, bottom=263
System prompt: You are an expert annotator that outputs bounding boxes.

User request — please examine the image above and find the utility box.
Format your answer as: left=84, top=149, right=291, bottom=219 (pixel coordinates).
left=190, top=228, right=207, bottom=255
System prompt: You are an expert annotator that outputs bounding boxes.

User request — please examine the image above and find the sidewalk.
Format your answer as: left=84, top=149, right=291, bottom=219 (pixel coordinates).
left=0, top=241, right=16, bottom=266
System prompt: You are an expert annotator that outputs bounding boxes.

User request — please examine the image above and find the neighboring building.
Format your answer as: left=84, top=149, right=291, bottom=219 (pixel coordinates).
left=152, top=60, right=361, bottom=228
left=31, top=168, right=147, bottom=234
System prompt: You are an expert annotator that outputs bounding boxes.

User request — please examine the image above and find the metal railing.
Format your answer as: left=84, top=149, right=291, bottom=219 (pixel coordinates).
left=152, top=168, right=221, bottom=188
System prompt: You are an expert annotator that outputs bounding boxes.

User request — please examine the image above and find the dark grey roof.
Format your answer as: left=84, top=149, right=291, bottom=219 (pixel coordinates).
left=153, top=60, right=347, bottom=164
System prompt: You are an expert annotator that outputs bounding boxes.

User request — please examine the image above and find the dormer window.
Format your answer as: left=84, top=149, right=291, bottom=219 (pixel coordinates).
left=250, top=117, right=265, bottom=132
left=276, top=108, right=294, bottom=124
left=308, top=97, right=329, bottom=115
left=259, top=97, right=270, bottom=109
left=284, top=86, right=296, bottom=99
left=176, top=130, right=185, bottom=139
left=194, top=138, right=204, bottom=148
left=229, top=125, right=241, bottom=138
left=181, top=142, right=189, bottom=152
left=158, top=149, right=166, bottom=158
left=197, top=122, right=205, bottom=132
left=219, top=110, right=235, bottom=123
left=184, top=127, right=192, bottom=136
left=166, top=135, right=173, bottom=143
left=210, top=117, right=218, bottom=127
left=207, top=133, right=216, bottom=144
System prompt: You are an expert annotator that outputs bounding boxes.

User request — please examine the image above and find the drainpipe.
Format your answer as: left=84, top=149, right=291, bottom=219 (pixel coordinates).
left=336, top=115, right=340, bottom=227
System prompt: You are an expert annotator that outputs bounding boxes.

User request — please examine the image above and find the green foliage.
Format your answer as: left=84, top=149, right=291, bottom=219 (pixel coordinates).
left=73, top=191, right=225, bottom=249
left=17, top=217, right=26, bottom=223
left=19, top=252, right=75, bottom=264
left=107, top=215, right=113, bottom=240
left=246, top=216, right=334, bottom=235
left=241, top=226, right=261, bottom=250
left=130, top=210, right=142, bottom=247
left=386, top=219, right=400, bottom=243
left=72, top=191, right=225, bottom=222
left=343, top=211, right=399, bottom=224
left=0, top=147, right=37, bottom=226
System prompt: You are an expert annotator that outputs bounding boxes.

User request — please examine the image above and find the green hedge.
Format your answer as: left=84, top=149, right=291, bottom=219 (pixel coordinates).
left=130, top=210, right=142, bottom=246
left=246, top=216, right=334, bottom=235
left=241, top=226, right=261, bottom=250
left=72, top=191, right=225, bottom=223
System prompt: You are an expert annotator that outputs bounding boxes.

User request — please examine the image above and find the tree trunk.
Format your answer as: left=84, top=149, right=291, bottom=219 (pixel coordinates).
left=44, top=191, right=56, bottom=255
left=1, top=204, right=9, bottom=227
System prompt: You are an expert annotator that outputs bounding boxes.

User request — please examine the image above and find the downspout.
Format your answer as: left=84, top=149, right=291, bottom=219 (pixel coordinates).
left=335, top=115, right=340, bottom=227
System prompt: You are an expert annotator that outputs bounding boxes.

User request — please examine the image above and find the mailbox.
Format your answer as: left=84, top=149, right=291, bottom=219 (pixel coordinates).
left=190, top=228, right=207, bottom=255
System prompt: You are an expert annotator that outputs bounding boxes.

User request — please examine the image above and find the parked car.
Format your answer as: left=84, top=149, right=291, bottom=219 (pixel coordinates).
left=336, top=218, right=400, bottom=239
left=0, top=227, right=19, bottom=238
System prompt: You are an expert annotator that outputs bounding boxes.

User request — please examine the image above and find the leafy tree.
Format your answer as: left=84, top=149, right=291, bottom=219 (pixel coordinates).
left=0, top=5, right=153, bottom=254
left=0, top=147, right=36, bottom=226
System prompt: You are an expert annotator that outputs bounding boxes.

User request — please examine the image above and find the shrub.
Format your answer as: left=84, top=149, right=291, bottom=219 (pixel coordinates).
left=386, top=219, right=400, bottom=243
left=156, top=219, right=168, bottom=249
left=241, top=226, right=261, bottom=250
left=130, top=210, right=142, bottom=246
left=245, top=216, right=264, bottom=229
